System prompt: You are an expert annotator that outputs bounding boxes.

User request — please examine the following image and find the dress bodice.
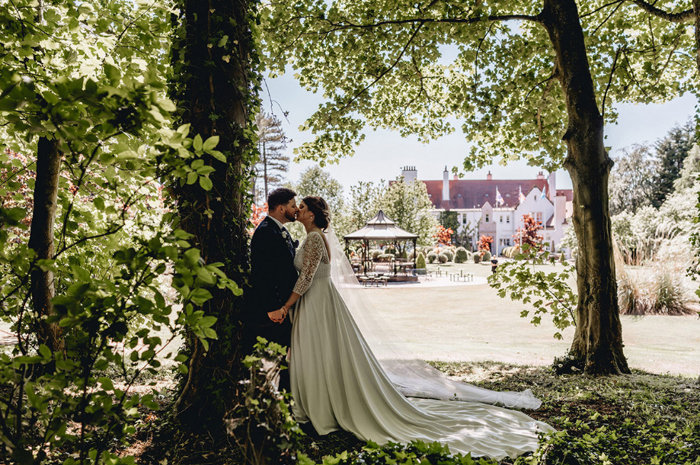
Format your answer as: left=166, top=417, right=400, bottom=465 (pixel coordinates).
left=293, top=231, right=331, bottom=295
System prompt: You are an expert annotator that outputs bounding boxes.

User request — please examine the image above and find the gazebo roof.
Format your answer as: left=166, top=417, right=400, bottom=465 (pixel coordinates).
left=344, top=210, right=419, bottom=241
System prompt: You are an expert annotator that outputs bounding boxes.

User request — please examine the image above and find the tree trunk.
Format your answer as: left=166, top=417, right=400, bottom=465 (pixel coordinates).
left=263, top=143, right=268, bottom=200
left=170, top=0, right=259, bottom=426
left=541, top=0, right=630, bottom=375
left=28, top=136, right=64, bottom=354
left=694, top=0, right=700, bottom=75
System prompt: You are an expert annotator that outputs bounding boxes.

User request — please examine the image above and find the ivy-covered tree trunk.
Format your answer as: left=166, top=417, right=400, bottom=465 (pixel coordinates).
left=170, top=0, right=260, bottom=425
left=694, top=0, right=700, bottom=74
left=28, top=136, right=64, bottom=354
left=542, top=0, right=630, bottom=375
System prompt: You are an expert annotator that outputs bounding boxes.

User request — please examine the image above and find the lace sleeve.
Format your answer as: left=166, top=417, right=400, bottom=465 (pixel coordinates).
left=293, top=232, right=325, bottom=296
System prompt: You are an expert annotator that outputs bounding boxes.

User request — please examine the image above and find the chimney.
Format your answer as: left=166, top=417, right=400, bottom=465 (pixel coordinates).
left=537, top=171, right=545, bottom=180
left=442, top=166, right=450, bottom=202
left=453, top=174, right=458, bottom=180
left=548, top=171, right=556, bottom=201
left=401, top=165, right=417, bottom=182
left=486, top=171, right=492, bottom=180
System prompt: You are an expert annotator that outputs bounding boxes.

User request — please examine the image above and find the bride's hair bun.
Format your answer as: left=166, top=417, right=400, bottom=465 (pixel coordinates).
left=303, top=196, right=331, bottom=231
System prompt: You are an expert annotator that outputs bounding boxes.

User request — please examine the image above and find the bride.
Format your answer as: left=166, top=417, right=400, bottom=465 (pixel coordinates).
left=272, top=196, right=553, bottom=460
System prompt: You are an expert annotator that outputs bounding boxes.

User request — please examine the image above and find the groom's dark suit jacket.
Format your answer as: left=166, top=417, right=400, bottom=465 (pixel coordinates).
left=249, top=216, right=298, bottom=347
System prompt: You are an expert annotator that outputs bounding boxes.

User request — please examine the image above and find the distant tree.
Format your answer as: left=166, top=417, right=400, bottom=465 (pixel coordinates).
left=254, top=111, right=289, bottom=202
left=651, top=119, right=697, bottom=208
left=438, top=211, right=460, bottom=236
left=293, top=166, right=351, bottom=240
left=514, top=216, right=544, bottom=250
left=348, top=180, right=385, bottom=231
left=434, top=225, right=453, bottom=246
left=608, top=144, right=656, bottom=215
left=378, top=178, right=438, bottom=247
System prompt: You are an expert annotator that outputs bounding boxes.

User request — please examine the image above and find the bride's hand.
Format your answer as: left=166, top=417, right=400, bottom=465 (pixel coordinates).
left=268, top=308, right=286, bottom=324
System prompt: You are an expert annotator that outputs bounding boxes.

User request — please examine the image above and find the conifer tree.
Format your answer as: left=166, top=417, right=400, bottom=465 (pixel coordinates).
left=254, top=111, right=289, bottom=202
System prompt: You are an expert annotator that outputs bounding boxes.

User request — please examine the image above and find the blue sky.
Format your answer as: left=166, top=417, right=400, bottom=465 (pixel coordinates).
left=263, top=72, right=698, bottom=192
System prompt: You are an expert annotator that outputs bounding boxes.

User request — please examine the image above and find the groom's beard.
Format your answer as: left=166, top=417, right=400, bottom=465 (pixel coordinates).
left=284, top=211, right=297, bottom=222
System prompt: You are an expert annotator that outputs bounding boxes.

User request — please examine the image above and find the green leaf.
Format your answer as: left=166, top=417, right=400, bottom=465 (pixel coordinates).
left=39, top=344, right=52, bottom=360
left=93, top=197, right=105, bottom=211
left=193, top=134, right=203, bottom=152
left=104, top=63, right=121, bottom=83
left=203, top=135, right=219, bottom=152
left=186, top=171, right=198, bottom=185
left=98, top=377, right=115, bottom=391
left=199, top=176, right=213, bottom=191
left=208, top=150, right=226, bottom=163
left=199, top=316, right=217, bottom=328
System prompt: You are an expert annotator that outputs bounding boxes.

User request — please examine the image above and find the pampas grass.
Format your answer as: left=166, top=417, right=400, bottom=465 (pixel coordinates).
left=617, top=265, right=695, bottom=315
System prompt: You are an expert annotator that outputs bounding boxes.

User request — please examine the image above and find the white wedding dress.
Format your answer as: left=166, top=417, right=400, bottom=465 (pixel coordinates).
left=289, top=231, right=553, bottom=460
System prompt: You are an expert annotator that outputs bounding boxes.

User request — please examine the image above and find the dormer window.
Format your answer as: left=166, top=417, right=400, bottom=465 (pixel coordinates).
left=485, top=214, right=489, bottom=222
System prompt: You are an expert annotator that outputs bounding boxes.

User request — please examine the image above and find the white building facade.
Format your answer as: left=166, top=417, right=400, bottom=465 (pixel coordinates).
left=401, top=166, right=573, bottom=255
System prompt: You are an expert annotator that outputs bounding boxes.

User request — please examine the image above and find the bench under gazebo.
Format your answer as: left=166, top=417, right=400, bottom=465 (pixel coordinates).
left=344, top=210, right=419, bottom=283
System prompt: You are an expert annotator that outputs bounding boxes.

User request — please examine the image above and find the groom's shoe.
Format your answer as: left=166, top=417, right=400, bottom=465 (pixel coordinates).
left=278, top=369, right=291, bottom=393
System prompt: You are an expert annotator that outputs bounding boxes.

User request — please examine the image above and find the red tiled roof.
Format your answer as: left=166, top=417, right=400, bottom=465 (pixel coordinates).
left=556, top=189, right=573, bottom=201
left=422, top=179, right=550, bottom=210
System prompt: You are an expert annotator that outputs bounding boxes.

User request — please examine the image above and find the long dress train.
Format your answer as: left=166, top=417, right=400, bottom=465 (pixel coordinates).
left=289, top=232, right=553, bottom=460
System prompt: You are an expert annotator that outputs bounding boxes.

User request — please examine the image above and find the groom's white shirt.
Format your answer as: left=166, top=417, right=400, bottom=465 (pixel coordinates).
left=268, top=215, right=286, bottom=231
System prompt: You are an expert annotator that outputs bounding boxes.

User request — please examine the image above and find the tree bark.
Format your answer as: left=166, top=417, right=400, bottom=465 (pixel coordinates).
left=28, top=136, right=64, bottom=354
left=541, top=0, right=630, bottom=374
left=170, top=0, right=259, bottom=426
left=694, top=0, right=700, bottom=75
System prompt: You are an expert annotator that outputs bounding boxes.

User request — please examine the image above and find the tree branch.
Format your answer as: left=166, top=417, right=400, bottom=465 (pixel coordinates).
left=292, top=12, right=542, bottom=36
left=602, top=48, right=623, bottom=121
left=629, top=0, right=694, bottom=23
left=334, top=22, right=425, bottom=115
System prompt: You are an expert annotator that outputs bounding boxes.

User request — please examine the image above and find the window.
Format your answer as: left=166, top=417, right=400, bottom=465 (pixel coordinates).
left=462, top=216, right=467, bottom=224
left=506, top=216, right=510, bottom=224
left=536, top=212, right=543, bottom=224
left=499, top=215, right=503, bottom=223
left=485, top=214, right=489, bottom=222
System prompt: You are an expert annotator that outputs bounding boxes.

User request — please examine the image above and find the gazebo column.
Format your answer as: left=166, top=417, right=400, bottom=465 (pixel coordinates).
left=413, top=238, right=417, bottom=272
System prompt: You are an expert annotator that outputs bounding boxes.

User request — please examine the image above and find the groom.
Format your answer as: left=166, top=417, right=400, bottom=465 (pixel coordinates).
left=249, top=187, right=299, bottom=392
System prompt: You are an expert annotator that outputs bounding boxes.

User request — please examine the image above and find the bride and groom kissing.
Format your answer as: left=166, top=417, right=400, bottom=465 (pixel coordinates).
left=250, top=187, right=553, bottom=460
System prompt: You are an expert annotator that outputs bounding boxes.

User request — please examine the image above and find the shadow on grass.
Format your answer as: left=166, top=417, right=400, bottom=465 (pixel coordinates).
left=133, top=362, right=700, bottom=464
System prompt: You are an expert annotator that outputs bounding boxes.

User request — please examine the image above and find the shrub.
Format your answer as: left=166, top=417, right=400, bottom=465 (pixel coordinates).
left=385, top=246, right=397, bottom=255
left=443, top=249, right=454, bottom=261
left=473, top=254, right=481, bottom=263
left=454, top=247, right=469, bottom=263
left=482, top=251, right=492, bottom=262
left=416, top=253, right=426, bottom=269
left=618, top=265, right=694, bottom=315
left=438, top=252, right=449, bottom=263
left=370, top=249, right=382, bottom=260
left=377, top=253, right=395, bottom=262
left=427, top=252, right=437, bottom=263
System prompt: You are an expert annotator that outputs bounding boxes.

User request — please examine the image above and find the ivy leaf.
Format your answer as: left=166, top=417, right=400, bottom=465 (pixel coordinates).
left=193, top=134, right=203, bottom=152
left=203, top=135, right=219, bottom=152
left=199, top=176, right=213, bottom=191
left=208, top=150, right=226, bottom=163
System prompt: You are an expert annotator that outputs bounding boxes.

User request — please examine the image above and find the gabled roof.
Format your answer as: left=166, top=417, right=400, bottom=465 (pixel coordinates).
left=344, top=210, right=419, bottom=241
left=423, top=179, right=550, bottom=210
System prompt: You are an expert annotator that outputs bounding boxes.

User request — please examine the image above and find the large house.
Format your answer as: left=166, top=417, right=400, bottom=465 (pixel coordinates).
left=400, top=166, right=574, bottom=254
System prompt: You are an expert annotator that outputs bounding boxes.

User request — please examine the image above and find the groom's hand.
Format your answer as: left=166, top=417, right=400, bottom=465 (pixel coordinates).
left=268, top=308, right=286, bottom=324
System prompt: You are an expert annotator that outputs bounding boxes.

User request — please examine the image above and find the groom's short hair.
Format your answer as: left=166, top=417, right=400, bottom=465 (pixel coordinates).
left=268, top=187, right=297, bottom=211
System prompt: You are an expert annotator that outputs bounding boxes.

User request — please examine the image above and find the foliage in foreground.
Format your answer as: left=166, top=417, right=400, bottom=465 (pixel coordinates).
left=488, top=244, right=577, bottom=340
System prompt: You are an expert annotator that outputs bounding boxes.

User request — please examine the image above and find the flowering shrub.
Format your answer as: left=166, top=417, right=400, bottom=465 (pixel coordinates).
left=434, top=224, right=454, bottom=245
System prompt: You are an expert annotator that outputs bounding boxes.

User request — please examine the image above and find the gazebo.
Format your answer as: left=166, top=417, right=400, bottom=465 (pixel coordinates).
left=344, top=210, right=419, bottom=277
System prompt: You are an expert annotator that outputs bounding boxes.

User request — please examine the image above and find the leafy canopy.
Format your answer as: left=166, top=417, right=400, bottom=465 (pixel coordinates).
left=262, top=0, right=696, bottom=171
